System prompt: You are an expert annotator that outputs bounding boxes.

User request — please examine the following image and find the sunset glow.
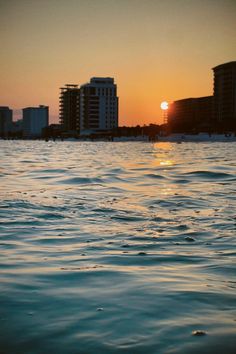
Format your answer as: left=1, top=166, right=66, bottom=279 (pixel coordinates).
left=0, top=0, right=235, bottom=126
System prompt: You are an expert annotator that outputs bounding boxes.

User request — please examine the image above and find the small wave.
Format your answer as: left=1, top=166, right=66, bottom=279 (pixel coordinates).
left=145, top=173, right=167, bottom=179
left=183, top=170, right=234, bottom=179
left=111, top=214, right=146, bottom=222
left=59, top=176, right=103, bottom=185
left=0, top=199, right=41, bottom=211
left=171, top=178, right=190, bottom=184
left=92, top=207, right=115, bottom=214
left=39, top=168, right=68, bottom=174
left=35, top=212, right=66, bottom=220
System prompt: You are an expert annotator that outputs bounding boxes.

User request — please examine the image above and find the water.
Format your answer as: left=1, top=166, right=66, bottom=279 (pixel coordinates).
left=0, top=140, right=236, bottom=354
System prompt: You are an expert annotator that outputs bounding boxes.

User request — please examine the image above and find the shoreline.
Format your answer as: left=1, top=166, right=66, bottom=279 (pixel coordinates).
left=1, top=133, right=236, bottom=143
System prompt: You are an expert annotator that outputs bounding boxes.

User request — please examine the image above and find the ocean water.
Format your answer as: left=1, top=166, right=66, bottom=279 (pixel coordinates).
left=0, top=140, right=236, bottom=354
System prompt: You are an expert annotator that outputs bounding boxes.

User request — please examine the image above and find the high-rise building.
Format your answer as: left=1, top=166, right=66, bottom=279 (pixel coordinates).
left=59, top=84, right=80, bottom=132
left=79, top=77, right=118, bottom=133
left=0, top=106, right=13, bottom=137
left=213, top=61, right=236, bottom=130
left=168, top=96, right=213, bottom=132
left=22, top=105, right=49, bottom=138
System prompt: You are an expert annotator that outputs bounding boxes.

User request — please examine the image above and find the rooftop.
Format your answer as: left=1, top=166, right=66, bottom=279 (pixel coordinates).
left=212, top=61, right=236, bottom=70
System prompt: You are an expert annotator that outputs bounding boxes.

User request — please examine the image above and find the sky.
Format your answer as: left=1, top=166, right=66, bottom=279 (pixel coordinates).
left=0, top=0, right=236, bottom=126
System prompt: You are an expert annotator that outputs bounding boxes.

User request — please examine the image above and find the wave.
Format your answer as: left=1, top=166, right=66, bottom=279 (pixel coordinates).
left=183, top=170, right=235, bottom=179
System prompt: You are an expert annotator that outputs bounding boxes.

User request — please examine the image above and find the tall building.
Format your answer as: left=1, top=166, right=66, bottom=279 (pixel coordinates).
left=59, top=84, right=80, bottom=132
left=168, top=96, right=213, bottom=132
left=213, top=61, right=236, bottom=130
left=79, top=77, right=118, bottom=133
left=0, top=106, right=13, bottom=137
left=23, top=105, right=49, bottom=138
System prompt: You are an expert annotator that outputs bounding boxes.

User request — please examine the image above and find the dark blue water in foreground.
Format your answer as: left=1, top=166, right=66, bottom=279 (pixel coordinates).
left=0, top=140, right=236, bottom=354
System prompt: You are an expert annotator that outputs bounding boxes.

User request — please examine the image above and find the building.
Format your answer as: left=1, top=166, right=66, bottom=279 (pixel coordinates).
left=168, top=96, right=213, bottom=132
left=59, top=84, right=80, bottom=133
left=213, top=61, right=236, bottom=130
left=0, top=106, right=13, bottom=137
left=79, top=77, right=118, bottom=133
left=42, top=124, right=63, bottom=139
left=10, top=119, right=23, bottom=138
left=22, top=105, right=49, bottom=138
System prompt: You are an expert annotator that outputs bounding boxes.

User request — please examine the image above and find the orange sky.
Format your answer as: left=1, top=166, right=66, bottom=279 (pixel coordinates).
left=1, top=0, right=236, bottom=126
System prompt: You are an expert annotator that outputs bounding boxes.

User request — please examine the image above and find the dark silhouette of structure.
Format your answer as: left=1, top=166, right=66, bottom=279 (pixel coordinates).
left=42, top=124, right=63, bottom=139
left=213, top=61, right=236, bottom=131
left=168, top=61, right=236, bottom=133
left=59, top=84, right=80, bottom=133
left=168, top=96, right=213, bottom=133
left=0, top=106, right=13, bottom=137
left=22, top=105, right=49, bottom=138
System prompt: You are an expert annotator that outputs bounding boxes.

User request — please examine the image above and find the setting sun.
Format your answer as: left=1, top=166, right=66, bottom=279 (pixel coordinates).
left=160, top=101, right=169, bottom=110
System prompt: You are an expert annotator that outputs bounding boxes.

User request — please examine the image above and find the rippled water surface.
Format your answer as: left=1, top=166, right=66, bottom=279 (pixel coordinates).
left=0, top=140, right=236, bottom=354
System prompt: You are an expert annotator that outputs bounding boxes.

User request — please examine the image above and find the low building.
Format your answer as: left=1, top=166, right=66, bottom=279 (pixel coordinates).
left=42, top=124, right=63, bottom=139
left=168, top=96, right=213, bottom=132
left=10, top=119, right=23, bottom=138
left=23, top=105, right=49, bottom=138
left=0, top=106, right=13, bottom=137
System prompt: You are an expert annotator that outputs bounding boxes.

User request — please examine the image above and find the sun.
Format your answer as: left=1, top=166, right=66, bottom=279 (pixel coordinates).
left=160, top=101, right=168, bottom=110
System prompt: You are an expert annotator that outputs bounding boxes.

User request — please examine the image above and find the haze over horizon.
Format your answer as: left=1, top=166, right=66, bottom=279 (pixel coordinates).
left=1, top=0, right=236, bottom=126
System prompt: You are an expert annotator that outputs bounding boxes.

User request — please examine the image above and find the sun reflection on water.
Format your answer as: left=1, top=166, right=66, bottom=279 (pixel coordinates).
left=153, top=142, right=172, bottom=150
left=152, top=142, right=175, bottom=167
left=159, top=160, right=174, bottom=166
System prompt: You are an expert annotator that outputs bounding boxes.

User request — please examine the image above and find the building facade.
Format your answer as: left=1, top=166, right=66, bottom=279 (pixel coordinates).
left=168, top=96, right=213, bottom=132
left=23, top=105, right=49, bottom=137
left=59, top=84, right=80, bottom=132
left=79, top=77, right=118, bottom=133
left=0, top=106, right=13, bottom=137
left=213, top=61, right=236, bottom=130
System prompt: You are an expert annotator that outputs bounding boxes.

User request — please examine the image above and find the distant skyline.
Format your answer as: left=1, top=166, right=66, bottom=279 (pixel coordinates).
left=1, top=0, right=236, bottom=126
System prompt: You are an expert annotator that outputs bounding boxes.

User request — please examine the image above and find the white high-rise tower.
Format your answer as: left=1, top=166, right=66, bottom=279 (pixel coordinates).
left=79, top=77, right=118, bottom=133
